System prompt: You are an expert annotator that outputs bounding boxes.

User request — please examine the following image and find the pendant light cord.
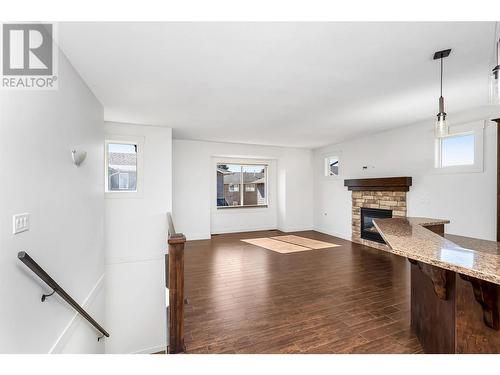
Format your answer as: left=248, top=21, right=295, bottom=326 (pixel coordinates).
left=440, top=57, right=443, bottom=97
left=495, top=21, right=500, bottom=66
left=497, top=36, right=499, bottom=67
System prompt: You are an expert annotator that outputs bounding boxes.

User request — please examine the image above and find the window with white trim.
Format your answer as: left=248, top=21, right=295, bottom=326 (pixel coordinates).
left=324, top=155, right=340, bottom=177
left=434, top=122, right=484, bottom=173
left=440, top=133, right=474, bottom=167
left=105, top=136, right=144, bottom=197
left=216, top=163, right=267, bottom=208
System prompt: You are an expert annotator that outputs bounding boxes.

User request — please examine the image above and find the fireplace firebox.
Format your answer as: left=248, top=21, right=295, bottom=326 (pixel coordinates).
left=360, top=207, right=392, bottom=244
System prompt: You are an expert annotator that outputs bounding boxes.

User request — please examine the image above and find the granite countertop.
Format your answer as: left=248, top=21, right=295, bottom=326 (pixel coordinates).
left=373, top=217, right=500, bottom=285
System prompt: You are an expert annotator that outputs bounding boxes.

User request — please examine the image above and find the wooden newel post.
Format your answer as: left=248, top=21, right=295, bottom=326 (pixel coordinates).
left=167, top=213, right=186, bottom=354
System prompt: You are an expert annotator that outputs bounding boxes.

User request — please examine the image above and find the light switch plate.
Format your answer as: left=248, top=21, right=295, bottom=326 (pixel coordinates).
left=13, top=213, right=30, bottom=234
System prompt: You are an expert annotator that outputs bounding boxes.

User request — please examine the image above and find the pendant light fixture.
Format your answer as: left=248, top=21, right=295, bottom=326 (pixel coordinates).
left=491, top=37, right=500, bottom=105
left=433, top=49, right=451, bottom=138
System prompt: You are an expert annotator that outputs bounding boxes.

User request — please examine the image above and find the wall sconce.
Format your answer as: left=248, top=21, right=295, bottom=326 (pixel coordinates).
left=71, top=150, right=87, bottom=167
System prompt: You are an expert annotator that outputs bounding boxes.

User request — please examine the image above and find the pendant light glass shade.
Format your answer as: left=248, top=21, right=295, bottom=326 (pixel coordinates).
left=435, top=112, right=449, bottom=138
left=435, top=95, right=448, bottom=137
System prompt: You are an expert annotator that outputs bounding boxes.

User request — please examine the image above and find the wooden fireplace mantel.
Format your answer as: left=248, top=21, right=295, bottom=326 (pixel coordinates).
left=344, top=177, right=413, bottom=192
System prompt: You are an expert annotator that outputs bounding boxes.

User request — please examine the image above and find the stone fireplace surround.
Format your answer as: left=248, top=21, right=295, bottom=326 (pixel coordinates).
left=344, top=177, right=412, bottom=251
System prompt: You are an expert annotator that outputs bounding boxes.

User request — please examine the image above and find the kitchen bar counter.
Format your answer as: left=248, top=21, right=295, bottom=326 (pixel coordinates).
left=373, top=217, right=500, bottom=285
left=372, top=217, right=500, bottom=353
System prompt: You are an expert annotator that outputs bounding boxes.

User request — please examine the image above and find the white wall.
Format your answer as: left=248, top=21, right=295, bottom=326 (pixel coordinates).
left=104, top=122, right=172, bottom=354
left=173, top=140, right=314, bottom=239
left=0, top=53, right=105, bottom=353
left=313, top=115, right=498, bottom=241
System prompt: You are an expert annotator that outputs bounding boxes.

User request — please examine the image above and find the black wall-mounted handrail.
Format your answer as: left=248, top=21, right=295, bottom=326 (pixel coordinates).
left=18, top=251, right=109, bottom=340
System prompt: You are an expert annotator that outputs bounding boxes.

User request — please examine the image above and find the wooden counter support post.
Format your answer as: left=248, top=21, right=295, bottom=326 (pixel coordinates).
left=167, top=213, right=186, bottom=354
left=409, top=260, right=456, bottom=353
left=456, top=275, right=500, bottom=353
left=459, top=275, right=500, bottom=330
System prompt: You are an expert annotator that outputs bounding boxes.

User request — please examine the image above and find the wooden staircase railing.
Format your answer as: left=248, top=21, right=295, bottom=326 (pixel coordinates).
left=166, top=212, right=186, bottom=353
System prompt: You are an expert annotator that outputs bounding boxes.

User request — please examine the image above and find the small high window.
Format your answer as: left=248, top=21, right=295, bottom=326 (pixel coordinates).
left=434, top=122, right=484, bottom=173
left=324, top=155, right=340, bottom=177
left=105, top=136, right=143, bottom=197
left=440, top=133, right=474, bottom=167
left=107, top=143, right=137, bottom=192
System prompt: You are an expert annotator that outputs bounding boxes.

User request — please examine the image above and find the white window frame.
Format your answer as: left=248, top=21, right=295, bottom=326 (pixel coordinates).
left=105, top=135, right=144, bottom=198
left=216, top=161, right=268, bottom=209
left=434, top=121, right=484, bottom=174
left=323, top=152, right=341, bottom=179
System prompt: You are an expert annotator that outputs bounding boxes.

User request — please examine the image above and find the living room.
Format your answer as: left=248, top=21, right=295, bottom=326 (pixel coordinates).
left=2, top=1, right=500, bottom=373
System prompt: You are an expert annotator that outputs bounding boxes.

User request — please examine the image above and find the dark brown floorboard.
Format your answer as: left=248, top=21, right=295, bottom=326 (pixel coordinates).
left=183, top=230, right=422, bottom=354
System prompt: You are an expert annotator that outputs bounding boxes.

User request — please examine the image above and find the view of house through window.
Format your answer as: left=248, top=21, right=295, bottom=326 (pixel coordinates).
left=217, top=163, right=267, bottom=207
left=107, top=143, right=138, bottom=191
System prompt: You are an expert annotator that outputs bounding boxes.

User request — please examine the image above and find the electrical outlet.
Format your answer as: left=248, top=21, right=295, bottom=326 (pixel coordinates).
left=13, top=213, right=30, bottom=234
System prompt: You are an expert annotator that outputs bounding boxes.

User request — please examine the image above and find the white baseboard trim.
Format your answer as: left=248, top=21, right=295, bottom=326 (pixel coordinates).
left=186, top=233, right=211, bottom=241
left=277, top=226, right=314, bottom=233
left=313, top=227, right=351, bottom=241
left=131, top=344, right=166, bottom=354
left=211, top=226, right=277, bottom=235
left=49, top=274, right=104, bottom=354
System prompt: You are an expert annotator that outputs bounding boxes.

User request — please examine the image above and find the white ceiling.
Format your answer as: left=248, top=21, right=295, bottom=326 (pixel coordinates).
left=58, top=22, right=497, bottom=148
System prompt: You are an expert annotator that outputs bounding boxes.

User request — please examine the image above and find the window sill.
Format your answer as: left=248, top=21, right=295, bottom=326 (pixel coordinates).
left=432, top=164, right=483, bottom=174
left=323, top=175, right=340, bottom=181
left=105, top=191, right=143, bottom=199
left=217, top=205, right=268, bottom=210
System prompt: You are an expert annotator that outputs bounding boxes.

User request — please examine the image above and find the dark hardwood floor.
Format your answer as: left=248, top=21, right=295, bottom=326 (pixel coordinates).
left=183, top=230, right=423, bottom=354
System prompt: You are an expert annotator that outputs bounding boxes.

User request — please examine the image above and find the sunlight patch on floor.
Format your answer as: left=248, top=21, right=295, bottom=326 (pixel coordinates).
left=241, top=235, right=340, bottom=253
